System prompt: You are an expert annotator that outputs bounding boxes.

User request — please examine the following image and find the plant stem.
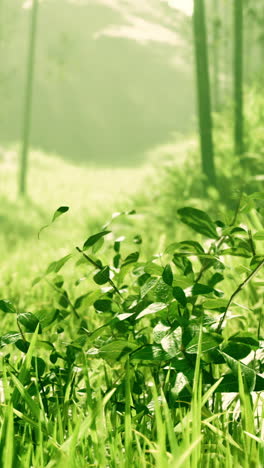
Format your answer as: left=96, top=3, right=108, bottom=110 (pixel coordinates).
left=76, top=247, right=122, bottom=297
left=217, top=258, right=264, bottom=333
left=17, top=318, right=26, bottom=342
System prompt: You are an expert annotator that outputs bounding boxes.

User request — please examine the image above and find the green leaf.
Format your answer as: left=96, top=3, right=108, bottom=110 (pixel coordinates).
left=177, top=240, right=205, bottom=253
left=255, top=374, right=264, bottom=391
left=102, top=210, right=136, bottom=229
left=31, top=276, right=43, bottom=287
left=161, top=327, right=182, bottom=358
left=218, top=373, right=264, bottom=393
left=54, top=275, right=64, bottom=288
left=18, top=313, right=41, bottom=333
left=228, top=333, right=259, bottom=347
left=208, top=273, right=224, bottom=288
left=144, top=262, right=163, bottom=276
left=134, top=234, right=142, bottom=244
left=98, top=340, right=137, bottom=360
left=216, top=374, right=239, bottom=393
left=92, top=236, right=105, bottom=254
left=186, top=332, right=223, bottom=354
left=177, top=207, right=219, bottom=239
left=166, top=241, right=205, bottom=255
left=254, top=231, right=264, bottom=240
left=12, top=326, right=40, bottom=408
left=46, top=254, right=72, bottom=274
left=52, top=206, right=69, bottom=222
left=173, top=256, right=193, bottom=276
left=153, top=322, right=171, bottom=343
left=141, top=277, right=159, bottom=299
left=221, top=342, right=251, bottom=360
left=117, top=312, right=135, bottom=321
left=219, top=248, right=252, bottom=258
left=132, top=345, right=171, bottom=361
left=248, top=191, right=264, bottom=200
left=93, top=267, right=110, bottom=285
left=31, top=357, right=46, bottom=377
left=173, top=287, right=187, bottom=307
left=1, top=332, right=21, bottom=347
left=153, top=279, right=173, bottom=303
left=162, top=264, right=173, bottom=286
left=15, top=340, right=30, bottom=353
left=94, top=299, right=112, bottom=312
left=203, top=298, right=228, bottom=310
left=34, top=309, right=59, bottom=329
left=0, top=300, right=16, bottom=314
left=122, top=251, right=139, bottom=267
left=171, top=372, right=190, bottom=397
left=113, top=254, right=121, bottom=268
left=38, top=206, right=69, bottom=238
left=191, top=283, right=214, bottom=296
left=136, top=302, right=167, bottom=320
left=220, top=352, right=256, bottom=392
left=10, top=372, right=40, bottom=419
left=58, top=290, right=69, bottom=308
left=83, top=231, right=111, bottom=250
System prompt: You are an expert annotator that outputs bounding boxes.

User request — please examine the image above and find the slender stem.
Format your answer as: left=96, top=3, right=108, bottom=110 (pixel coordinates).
left=76, top=247, right=122, bottom=297
left=195, top=193, right=243, bottom=283
left=17, top=318, right=26, bottom=342
left=248, top=230, right=256, bottom=257
left=217, top=258, right=264, bottom=333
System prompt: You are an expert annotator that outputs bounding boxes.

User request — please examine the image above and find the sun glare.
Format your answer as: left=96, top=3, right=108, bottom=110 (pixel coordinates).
left=168, top=0, right=193, bottom=16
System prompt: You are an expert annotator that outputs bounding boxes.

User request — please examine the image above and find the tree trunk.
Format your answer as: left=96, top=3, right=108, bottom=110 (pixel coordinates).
left=212, top=0, right=220, bottom=111
left=193, top=0, right=216, bottom=185
left=19, top=0, right=39, bottom=196
left=234, top=0, right=244, bottom=156
left=224, top=0, right=231, bottom=98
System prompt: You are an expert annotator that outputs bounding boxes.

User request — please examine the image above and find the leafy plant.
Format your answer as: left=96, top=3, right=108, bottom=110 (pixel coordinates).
left=0, top=199, right=263, bottom=466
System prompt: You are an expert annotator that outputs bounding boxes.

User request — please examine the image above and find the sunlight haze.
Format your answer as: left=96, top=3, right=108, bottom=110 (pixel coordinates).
left=168, top=0, right=193, bottom=16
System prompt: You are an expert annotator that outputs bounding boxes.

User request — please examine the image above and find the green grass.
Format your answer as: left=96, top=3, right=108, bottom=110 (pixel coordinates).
left=0, top=146, right=147, bottom=294
left=0, top=144, right=264, bottom=468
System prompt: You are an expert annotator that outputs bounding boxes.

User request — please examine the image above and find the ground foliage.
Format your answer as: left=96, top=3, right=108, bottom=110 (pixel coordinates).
left=0, top=192, right=263, bottom=467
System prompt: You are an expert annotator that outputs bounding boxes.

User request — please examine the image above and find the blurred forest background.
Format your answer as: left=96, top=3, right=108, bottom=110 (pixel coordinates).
left=1, top=0, right=263, bottom=167
left=1, top=0, right=197, bottom=165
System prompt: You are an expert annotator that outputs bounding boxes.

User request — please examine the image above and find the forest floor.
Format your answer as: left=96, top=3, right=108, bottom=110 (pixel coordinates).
left=0, top=138, right=196, bottom=288
left=0, top=147, right=145, bottom=282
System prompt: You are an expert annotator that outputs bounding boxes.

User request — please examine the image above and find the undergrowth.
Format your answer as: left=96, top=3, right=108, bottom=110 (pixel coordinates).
left=0, top=191, right=263, bottom=467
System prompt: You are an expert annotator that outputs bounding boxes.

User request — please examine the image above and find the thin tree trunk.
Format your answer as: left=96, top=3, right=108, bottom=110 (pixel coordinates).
left=224, top=0, right=231, bottom=97
left=193, top=0, right=216, bottom=185
left=212, top=0, right=220, bottom=111
left=19, top=0, right=39, bottom=196
left=245, top=3, right=254, bottom=83
left=234, top=0, right=244, bottom=156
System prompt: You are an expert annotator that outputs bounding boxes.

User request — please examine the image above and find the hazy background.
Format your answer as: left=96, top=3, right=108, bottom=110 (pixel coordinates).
left=0, top=0, right=195, bottom=166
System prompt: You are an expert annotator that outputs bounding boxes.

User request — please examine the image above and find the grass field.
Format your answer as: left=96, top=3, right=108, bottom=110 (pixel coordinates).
left=0, top=146, right=148, bottom=292
left=0, top=144, right=264, bottom=468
